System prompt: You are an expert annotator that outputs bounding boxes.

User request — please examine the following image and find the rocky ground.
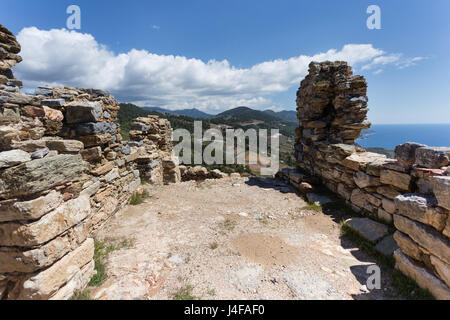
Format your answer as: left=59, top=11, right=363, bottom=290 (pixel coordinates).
left=91, top=177, right=402, bottom=300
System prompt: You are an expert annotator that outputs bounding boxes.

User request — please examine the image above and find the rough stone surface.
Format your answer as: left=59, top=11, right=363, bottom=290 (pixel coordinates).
left=415, top=147, right=450, bottom=169
left=380, top=170, right=411, bottom=191
left=395, top=194, right=447, bottom=231
left=394, top=214, right=450, bottom=265
left=65, top=101, right=103, bottom=124
left=0, top=190, right=62, bottom=222
left=430, top=176, right=450, bottom=211
left=345, top=218, right=389, bottom=243
left=394, top=249, right=450, bottom=300
left=395, top=142, right=426, bottom=168
left=375, top=235, right=399, bottom=256
left=0, top=155, right=87, bottom=199
left=0, top=149, right=30, bottom=168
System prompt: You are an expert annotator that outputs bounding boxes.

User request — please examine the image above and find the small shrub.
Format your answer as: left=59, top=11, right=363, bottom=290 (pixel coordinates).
left=209, top=242, right=219, bottom=250
left=129, top=190, right=150, bottom=205
left=70, top=289, right=92, bottom=300
left=173, top=285, right=196, bottom=300
left=302, top=203, right=323, bottom=212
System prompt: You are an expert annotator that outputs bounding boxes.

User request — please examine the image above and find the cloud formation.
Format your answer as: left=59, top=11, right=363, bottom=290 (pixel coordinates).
left=15, top=27, right=423, bottom=113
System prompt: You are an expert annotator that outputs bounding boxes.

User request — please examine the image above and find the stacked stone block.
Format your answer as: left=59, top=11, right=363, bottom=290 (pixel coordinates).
left=0, top=25, right=179, bottom=300
left=290, top=61, right=450, bottom=299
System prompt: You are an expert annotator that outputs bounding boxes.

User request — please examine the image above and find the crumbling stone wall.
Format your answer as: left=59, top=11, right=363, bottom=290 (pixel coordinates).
left=0, top=25, right=178, bottom=300
left=290, top=61, right=450, bottom=299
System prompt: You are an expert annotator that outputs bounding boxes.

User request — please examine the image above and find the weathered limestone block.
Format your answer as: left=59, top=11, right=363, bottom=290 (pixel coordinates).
left=337, top=183, right=351, bottom=201
left=0, top=222, right=89, bottom=273
left=394, top=249, right=450, bottom=300
left=11, top=238, right=94, bottom=300
left=415, top=147, right=450, bottom=169
left=0, top=190, right=62, bottom=222
left=376, top=185, right=402, bottom=200
left=394, top=231, right=426, bottom=262
left=0, top=195, right=91, bottom=247
left=78, top=133, right=112, bottom=147
left=65, top=101, right=103, bottom=124
left=378, top=208, right=393, bottom=223
left=430, top=255, right=450, bottom=288
left=42, top=106, right=63, bottom=121
left=45, top=140, right=84, bottom=153
left=0, top=107, right=20, bottom=124
left=430, top=176, right=450, bottom=210
left=75, top=122, right=117, bottom=136
left=50, top=260, right=94, bottom=300
left=353, top=171, right=381, bottom=188
left=395, top=142, right=426, bottom=168
left=395, top=194, right=447, bottom=231
left=342, top=152, right=386, bottom=171
left=91, top=161, right=114, bottom=176
left=41, top=99, right=64, bottom=107
left=380, top=169, right=411, bottom=191
left=382, top=198, right=396, bottom=214
left=345, top=217, right=389, bottom=243
left=394, top=214, right=450, bottom=265
left=0, top=154, right=87, bottom=199
left=11, top=139, right=47, bottom=152
left=0, top=149, right=30, bottom=168
left=80, top=146, right=102, bottom=162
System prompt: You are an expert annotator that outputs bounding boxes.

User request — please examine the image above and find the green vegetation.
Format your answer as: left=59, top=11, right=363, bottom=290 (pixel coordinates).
left=221, top=218, right=237, bottom=232
left=302, top=203, right=323, bottom=212
left=129, top=190, right=150, bottom=205
left=209, top=242, right=219, bottom=250
left=173, top=284, right=196, bottom=300
left=70, top=289, right=93, bottom=300
left=89, top=239, right=134, bottom=287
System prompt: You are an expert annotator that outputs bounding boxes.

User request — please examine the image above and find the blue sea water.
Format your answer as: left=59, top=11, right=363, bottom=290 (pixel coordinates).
left=356, top=124, right=450, bottom=150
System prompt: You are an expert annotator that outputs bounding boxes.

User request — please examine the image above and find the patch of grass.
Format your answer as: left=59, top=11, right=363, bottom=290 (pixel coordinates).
left=207, top=288, right=216, bottom=297
left=129, top=190, right=150, bottom=205
left=340, top=222, right=434, bottom=300
left=302, top=203, right=323, bottom=212
left=89, top=239, right=134, bottom=287
left=209, top=242, right=219, bottom=250
left=173, top=285, right=196, bottom=300
left=70, top=289, right=92, bottom=300
left=140, top=177, right=151, bottom=185
left=222, top=218, right=237, bottom=232
left=391, top=270, right=434, bottom=300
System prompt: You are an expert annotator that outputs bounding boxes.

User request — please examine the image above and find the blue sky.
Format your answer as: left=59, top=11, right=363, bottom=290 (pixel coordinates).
left=2, top=0, right=449, bottom=124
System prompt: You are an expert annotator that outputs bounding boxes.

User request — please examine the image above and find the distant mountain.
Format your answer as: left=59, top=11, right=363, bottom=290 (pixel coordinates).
left=263, top=110, right=297, bottom=124
left=212, top=106, right=281, bottom=123
left=142, top=107, right=212, bottom=119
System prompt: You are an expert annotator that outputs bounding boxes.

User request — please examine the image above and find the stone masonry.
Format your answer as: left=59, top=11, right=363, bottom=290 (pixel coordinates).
left=0, top=25, right=179, bottom=300
left=285, top=61, right=450, bottom=299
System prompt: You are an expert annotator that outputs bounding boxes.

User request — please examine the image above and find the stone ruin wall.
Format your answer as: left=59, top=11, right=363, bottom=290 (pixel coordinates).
left=0, top=25, right=180, bottom=300
left=285, top=61, right=449, bottom=299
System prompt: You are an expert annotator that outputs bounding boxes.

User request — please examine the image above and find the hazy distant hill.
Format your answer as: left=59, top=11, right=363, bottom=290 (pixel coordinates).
left=143, top=107, right=212, bottom=119
left=212, top=106, right=281, bottom=123
left=264, top=110, right=297, bottom=124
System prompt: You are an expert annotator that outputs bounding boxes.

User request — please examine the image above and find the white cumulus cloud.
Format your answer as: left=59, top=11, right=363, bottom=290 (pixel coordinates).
left=14, top=27, right=423, bottom=114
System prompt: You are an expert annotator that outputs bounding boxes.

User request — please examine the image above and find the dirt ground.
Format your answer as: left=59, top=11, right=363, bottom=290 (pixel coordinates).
left=92, top=177, right=401, bottom=300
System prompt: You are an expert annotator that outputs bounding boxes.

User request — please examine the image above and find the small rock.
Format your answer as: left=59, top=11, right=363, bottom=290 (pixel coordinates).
left=31, top=148, right=50, bottom=159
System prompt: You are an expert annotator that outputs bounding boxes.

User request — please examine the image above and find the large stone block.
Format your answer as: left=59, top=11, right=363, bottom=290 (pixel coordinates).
left=0, top=221, right=88, bottom=273
left=0, top=149, right=30, bottom=169
left=353, top=171, right=381, bottom=188
left=74, top=122, right=117, bottom=136
left=345, top=217, right=389, bottom=243
left=0, top=190, right=62, bottom=222
left=50, top=260, right=94, bottom=300
left=394, top=214, right=450, bottom=265
left=342, top=152, right=386, bottom=171
left=45, top=140, right=84, bottom=153
left=0, top=155, right=87, bottom=199
left=430, top=255, right=450, bottom=288
left=0, top=195, right=91, bottom=247
left=415, top=147, right=450, bottom=169
left=430, top=176, right=450, bottom=210
left=65, top=101, right=102, bottom=124
left=393, top=231, right=425, bottom=262
left=395, top=142, right=426, bottom=168
left=10, top=238, right=94, bottom=300
left=394, top=249, right=450, bottom=300
left=395, top=194, right=447, bottom=231
left=78, top=133, right=111, bottom=147
left=380, top=169, right=411, bottom=191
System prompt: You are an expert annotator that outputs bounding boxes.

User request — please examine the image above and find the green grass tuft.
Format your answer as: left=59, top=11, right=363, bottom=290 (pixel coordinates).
left=70, top=289, right=93, bottom=300
left=173, top=285, right=196, bottom=300
left=129, top=190, right=150, bottom=206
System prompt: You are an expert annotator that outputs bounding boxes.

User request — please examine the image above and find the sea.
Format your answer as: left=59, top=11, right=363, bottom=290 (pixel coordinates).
left=356, top=124, right=450, bottom=150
